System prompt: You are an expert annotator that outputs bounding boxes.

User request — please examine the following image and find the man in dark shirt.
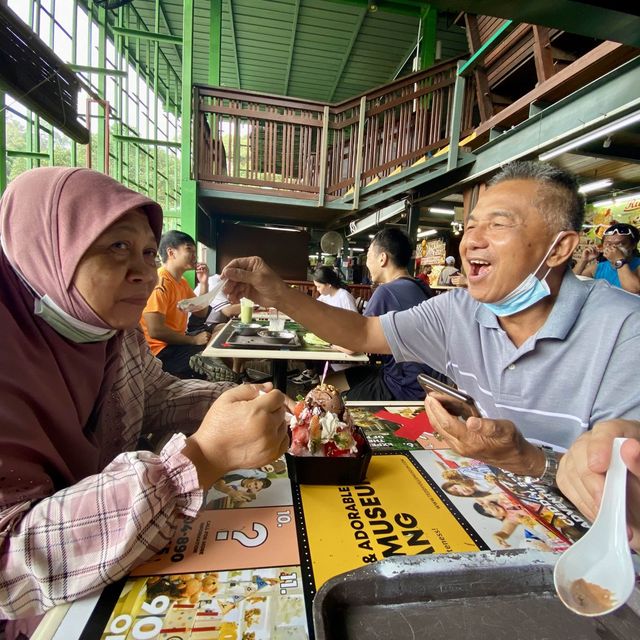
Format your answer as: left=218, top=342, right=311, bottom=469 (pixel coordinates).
left=336, top=228, right=441, bottom=401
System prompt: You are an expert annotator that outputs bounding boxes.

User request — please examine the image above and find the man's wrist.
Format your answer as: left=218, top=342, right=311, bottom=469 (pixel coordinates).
left=507, top=441, right=546, bottom=477
left=520, top=447, right=561, bottom=487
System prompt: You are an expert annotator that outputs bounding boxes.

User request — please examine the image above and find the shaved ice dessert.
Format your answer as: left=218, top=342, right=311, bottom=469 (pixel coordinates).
left=288, top=384, right=364, bottom=457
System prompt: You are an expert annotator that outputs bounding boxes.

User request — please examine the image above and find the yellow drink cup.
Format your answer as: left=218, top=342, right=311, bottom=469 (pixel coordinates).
left=240, top=297, right=253, bottom=324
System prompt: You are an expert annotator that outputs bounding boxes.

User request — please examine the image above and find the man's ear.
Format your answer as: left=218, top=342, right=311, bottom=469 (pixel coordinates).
left=379, top=251, right=389, bottom=267
left=548, top=231, right=580, bottom=267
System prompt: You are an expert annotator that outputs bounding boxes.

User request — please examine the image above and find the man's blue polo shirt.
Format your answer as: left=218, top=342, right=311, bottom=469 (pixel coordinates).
left=380, top=271, right=640, bottom=449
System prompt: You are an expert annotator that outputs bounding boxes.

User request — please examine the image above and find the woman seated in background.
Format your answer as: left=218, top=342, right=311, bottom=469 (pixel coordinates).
left=0, top=167, right=289, bottom=638
left=292, top=266, right=358, bottom=385
left=312, top=265, right=357, bottom=312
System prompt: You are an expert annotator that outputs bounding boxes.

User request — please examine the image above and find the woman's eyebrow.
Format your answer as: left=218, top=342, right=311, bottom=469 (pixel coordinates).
left=104, top=223, right=157, bottom=242
left=105, top=223, right=142, bottom=234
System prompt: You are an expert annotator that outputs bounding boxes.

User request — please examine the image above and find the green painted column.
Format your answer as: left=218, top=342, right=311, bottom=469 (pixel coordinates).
left=181, top=0, right=197, bottom=285
left=406, top=200, right=420, bottom=276
left=70, top=0, right=78, bottom=167
left=0, top=92, right=6, bottom=193
left=419, top=5, right=437, bottom=71
left=206, top=0, right=222, bottom=269
left=97, top=6, right=107, bottom=173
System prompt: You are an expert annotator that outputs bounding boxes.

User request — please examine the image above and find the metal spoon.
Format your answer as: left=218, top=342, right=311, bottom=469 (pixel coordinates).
left=554, top=437, right=635, bottom=616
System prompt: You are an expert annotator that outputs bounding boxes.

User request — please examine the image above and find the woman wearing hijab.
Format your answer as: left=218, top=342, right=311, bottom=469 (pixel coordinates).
left=0, top=168, right=289, bottom=634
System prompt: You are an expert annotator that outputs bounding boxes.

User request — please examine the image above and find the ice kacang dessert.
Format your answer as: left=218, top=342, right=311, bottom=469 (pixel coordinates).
left=288, top=384, right=364, bottom=457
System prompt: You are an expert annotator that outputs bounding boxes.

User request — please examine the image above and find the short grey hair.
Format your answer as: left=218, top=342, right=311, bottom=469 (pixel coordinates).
left=488, top=161, right=585, bottom=232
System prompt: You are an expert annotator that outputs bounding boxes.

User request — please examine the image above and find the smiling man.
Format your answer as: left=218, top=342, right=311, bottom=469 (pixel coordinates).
left=222, top=161, right=640, bottom=483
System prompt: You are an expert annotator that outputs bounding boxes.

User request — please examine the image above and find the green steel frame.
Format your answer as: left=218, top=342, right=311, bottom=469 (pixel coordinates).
left=1, top=0, right=186, bottom=233
left=2, top=0, right=638, bottom=251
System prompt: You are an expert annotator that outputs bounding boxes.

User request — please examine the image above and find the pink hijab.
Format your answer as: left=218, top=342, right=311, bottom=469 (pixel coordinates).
left=0, top=167, right=162, bottom=509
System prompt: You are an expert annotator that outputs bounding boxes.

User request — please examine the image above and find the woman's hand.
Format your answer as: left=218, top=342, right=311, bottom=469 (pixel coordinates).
left=581, top=245, right=600, bottom=262
left=183, top=383, right=290, bottom=489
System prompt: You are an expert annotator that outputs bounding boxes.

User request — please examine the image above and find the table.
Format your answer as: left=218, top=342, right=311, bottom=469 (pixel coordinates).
left=34, top=401, right=604, bottom=640
left=201, top=319, right=369, bottom=391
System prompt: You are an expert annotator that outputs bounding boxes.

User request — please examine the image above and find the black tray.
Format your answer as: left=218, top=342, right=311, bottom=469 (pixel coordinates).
left=225, top=330, right=302, bottom=349
left=286, top=427, right=372, bottom=485
left=313, top=550, right=640, bottom=639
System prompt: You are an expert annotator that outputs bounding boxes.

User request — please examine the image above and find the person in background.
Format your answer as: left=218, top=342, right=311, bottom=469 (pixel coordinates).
left=187, top=268, right=243, bottom=382
left=327, top=228, right=441, bottom=401
left=437, top=255, right=459, bottom=285
left=221, top=161, right=640, bottom=483
left=556, top=421, right=640, bottom=552
left=196, top=269, right=241, bottom=323
left=0, top=167, right=290, bottom=635
left=573, top=223, right=640, bottom=293
left=312, top=265, right=357, bottom=312
left=140, top=231, right=213, bottom=379
left=292, top=266, right=358, bottom=385
left=417, top=264, right=432, bottom=287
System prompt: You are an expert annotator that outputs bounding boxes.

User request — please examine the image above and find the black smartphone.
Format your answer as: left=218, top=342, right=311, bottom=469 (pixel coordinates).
left=417, top=373, right=480, bottom=417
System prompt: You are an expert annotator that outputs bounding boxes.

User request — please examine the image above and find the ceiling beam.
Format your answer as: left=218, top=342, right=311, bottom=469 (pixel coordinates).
left=571, top=145, right=640, bottom=164
left=321, top=0, right=422, bottom=17
left=225, top=0, right=241, bottom=87
left=329, top=7, right=368, bottom=102
left=112, top=25, right=182, bottom=45
left=412, top=1, right=640, bottom=48
left=157, top=0, right=182, bottom=65
left=284, top=0, right=301, bottom=95
left=412, top=56, right=640, bottom=204
left=125, top=3, right=183, bottom=111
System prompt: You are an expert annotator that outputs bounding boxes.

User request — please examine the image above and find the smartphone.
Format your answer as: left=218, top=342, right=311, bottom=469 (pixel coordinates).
left=417, top=373, right=480, bottom=417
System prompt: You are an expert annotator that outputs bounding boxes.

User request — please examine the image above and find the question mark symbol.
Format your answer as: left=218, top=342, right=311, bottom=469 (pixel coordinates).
left=216, top=522, right=268, bottom=547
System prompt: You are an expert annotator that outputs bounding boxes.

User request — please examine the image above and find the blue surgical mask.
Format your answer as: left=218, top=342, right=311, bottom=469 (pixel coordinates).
left=482, top=233, right=564, bottom=318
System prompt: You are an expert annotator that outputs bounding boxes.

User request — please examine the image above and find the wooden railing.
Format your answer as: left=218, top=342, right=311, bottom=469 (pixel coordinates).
left=193, top=57, right=476, bottom=205
left=193, top=19, right=634, bottom=208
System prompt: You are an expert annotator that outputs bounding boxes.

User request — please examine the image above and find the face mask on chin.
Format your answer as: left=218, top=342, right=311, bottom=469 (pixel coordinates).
left=1, top=233, right=116, bottom=343
left=34, top=295, right=116, bottom=343
left=481, top=232, right=565, bottom=318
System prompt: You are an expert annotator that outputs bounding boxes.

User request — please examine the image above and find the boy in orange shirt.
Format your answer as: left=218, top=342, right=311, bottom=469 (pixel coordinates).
left=141, top=231, right=215, bottom=378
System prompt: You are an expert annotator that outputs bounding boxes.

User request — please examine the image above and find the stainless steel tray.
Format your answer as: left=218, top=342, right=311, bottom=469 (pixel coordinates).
left=225, top=330, right=302, bottom=349
left=313, top=550, right=640, bottom=639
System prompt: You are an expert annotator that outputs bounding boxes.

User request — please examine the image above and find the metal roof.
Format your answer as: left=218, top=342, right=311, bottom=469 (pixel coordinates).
left=94, top=0, right=467, bottom=109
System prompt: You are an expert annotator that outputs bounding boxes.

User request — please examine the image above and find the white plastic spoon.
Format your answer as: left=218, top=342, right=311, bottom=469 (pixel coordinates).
left=554, top=437, right=635, bottom=616
left=177, top=277, right=226, bottom=312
